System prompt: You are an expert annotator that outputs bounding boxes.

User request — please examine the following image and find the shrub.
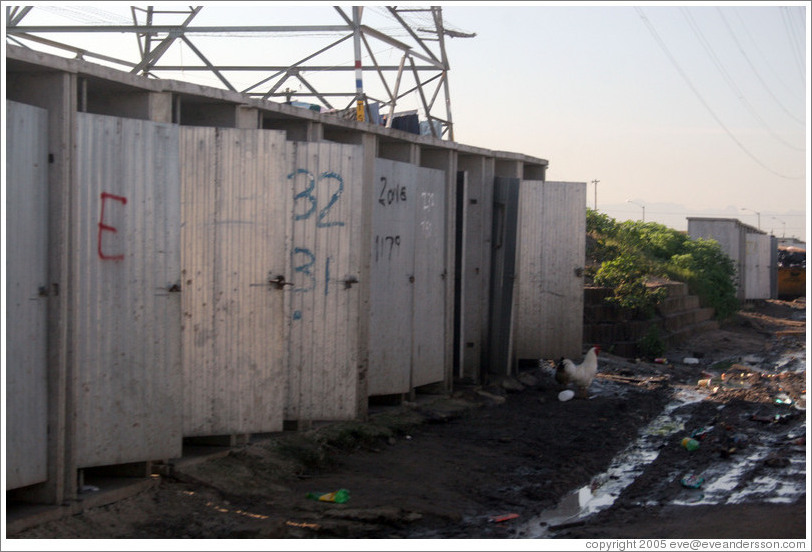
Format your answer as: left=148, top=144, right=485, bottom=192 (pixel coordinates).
left=594, top=254, right=666, bottom=318
left=639, top=325, right=666, bottom=358
left=587, top=211, right=738, bottom=321
left=665, top=238, right=739, bottom=320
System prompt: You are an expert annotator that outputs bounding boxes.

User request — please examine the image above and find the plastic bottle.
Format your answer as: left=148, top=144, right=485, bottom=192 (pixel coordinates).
left=775, top=393, right=793, bottom=405
left=698, top=375, right=725, bottom=388
left=681, top=437, right=700, bottom=451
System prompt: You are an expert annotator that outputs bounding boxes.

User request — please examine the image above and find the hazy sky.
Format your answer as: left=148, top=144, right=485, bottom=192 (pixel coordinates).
left=441, top=3, right=809, bottom=239
left=5, top=2, right=809, bottom=239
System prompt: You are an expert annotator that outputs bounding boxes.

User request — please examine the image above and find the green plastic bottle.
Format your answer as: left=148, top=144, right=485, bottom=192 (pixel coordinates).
left=306, top=488, right=350, bottom=503
left=681, top=437, right=700, bottom=451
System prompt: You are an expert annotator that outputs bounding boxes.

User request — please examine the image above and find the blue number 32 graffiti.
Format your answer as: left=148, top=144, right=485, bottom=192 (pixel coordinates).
left=288, top=169, right=345, bottom=227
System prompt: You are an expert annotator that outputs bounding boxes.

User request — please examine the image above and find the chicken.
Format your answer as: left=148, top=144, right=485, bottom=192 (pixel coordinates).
left=555, top=346, right=600, bottom=398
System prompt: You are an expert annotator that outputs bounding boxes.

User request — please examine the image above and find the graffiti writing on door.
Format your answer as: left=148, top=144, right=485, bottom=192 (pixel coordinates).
left=374, top=176, right=410, bottom=264
left=419, top=191, right=436, bottom=238
left=288, top=168, right=346, bottom=321
left=98, top=192, right=127, bottom=261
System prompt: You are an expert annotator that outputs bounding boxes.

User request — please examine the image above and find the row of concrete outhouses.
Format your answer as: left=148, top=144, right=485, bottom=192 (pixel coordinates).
left=5, top=45, right=587, bottom=506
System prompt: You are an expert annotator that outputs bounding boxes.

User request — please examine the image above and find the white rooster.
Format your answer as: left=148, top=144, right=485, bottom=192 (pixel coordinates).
left=556, top=346, right=601, bottom=398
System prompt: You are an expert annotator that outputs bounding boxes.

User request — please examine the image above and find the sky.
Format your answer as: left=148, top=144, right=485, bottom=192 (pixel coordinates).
left=4, top=1, right=809, bottom=240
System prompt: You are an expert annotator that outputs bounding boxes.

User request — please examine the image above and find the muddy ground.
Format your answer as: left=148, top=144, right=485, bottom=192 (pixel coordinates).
left=9, top=298, right=808, bottom=544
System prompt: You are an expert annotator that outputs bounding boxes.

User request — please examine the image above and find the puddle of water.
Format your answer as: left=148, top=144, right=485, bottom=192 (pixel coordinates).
left=521, top=388, right=705, bottom=538
left=773, top=350, right=806, bottom=373
left=520, top=384, right=807, bottom=538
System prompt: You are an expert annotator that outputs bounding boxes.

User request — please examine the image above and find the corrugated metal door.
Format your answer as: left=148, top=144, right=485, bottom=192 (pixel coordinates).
left=369, top=159, right=448, bottom=394
left=488, top=176, right=520, bottom=375
left=5, top=101, right=49, bottom=489
left=74, top=113, right=182, bottom=467
left=181, top=127, right=289, bottom=435
left=368, top=159, right=416, bottom=395
left=286, top=142, right=363, bottom=421
left=411, top=167, right=447, bottom=388
left=515, top=181, right=585, bottom=360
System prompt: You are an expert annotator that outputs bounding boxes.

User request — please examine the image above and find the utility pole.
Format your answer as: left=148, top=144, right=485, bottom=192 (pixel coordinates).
left=591, top=179, right=599, bottom=210
left=627, top=199, right=645, bottom=222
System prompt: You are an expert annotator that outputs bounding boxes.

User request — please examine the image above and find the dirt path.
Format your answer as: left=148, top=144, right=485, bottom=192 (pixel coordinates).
left=8, top=298, right=807, bottom=543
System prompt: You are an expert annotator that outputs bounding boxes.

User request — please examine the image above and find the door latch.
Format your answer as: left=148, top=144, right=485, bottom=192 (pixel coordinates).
left=269, top=275, right=294, bottom=290
left=343, top=276, right=359, bottom=289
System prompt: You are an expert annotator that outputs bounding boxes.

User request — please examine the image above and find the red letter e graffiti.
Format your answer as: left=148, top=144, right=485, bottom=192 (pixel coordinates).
left=98, top=192, right=127, bottom=261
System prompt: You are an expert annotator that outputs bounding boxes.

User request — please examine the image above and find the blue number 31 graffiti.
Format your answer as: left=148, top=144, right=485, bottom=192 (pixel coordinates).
left=288, top=169, right=345, bottom=227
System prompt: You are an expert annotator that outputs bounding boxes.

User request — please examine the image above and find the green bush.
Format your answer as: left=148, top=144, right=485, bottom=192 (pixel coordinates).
left=639, top=325, right=666, bottom=358
left=587, top=210, right=738, bottom=322
left=665, top=238, right=739, bottom=320
left=594, top=254, right=666, bottom=318
left=587, top=208, right=619, bottom=237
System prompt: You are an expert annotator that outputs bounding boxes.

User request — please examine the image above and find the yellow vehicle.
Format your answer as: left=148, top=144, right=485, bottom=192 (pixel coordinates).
left=777, top=246, right=805, bottom=299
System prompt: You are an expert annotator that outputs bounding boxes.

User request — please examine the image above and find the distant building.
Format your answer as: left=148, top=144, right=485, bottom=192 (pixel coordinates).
left=687, top=217, right=777, bottom=301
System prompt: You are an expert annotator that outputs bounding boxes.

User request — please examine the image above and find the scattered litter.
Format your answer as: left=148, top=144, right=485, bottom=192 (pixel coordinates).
left=654, top=358, right=668, bottom=364
left=79, top=485, right=100, bottom=493
left=681, top=437, right=700, bottom=451
left=646, top=419, right=684, bottom=436
left=718, top=432, right=748, bottom=457
left=697, top=373, right=752, bottom=391
left=691, top=427, right=713, bottom=440
left=558, top=389, right=575, bottom=402
left=683, top=357, right=700, bottom=365
left=731, top=433, right=749, bottom=448
left=697, top=377, right=721, bottom=388
left=774, top=393, right=793, bottom=406
left=749, top=413, right=796, bottom=424
left=489, top=513, right=520, bottom=523
left=680, top=474, right=705, bottom=489
left=306, top=488, right=350, bottom=503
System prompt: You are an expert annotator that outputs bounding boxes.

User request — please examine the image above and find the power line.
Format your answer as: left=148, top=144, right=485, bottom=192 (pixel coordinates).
left=731, top=9, right=803, bottom=98
left=635, top=7, right=804, bottom=181
left=717, top=8, right=804, bottom=127
left=779, top=6, right=806, bottom=76
left=681, top=8, right=804, bottom=152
